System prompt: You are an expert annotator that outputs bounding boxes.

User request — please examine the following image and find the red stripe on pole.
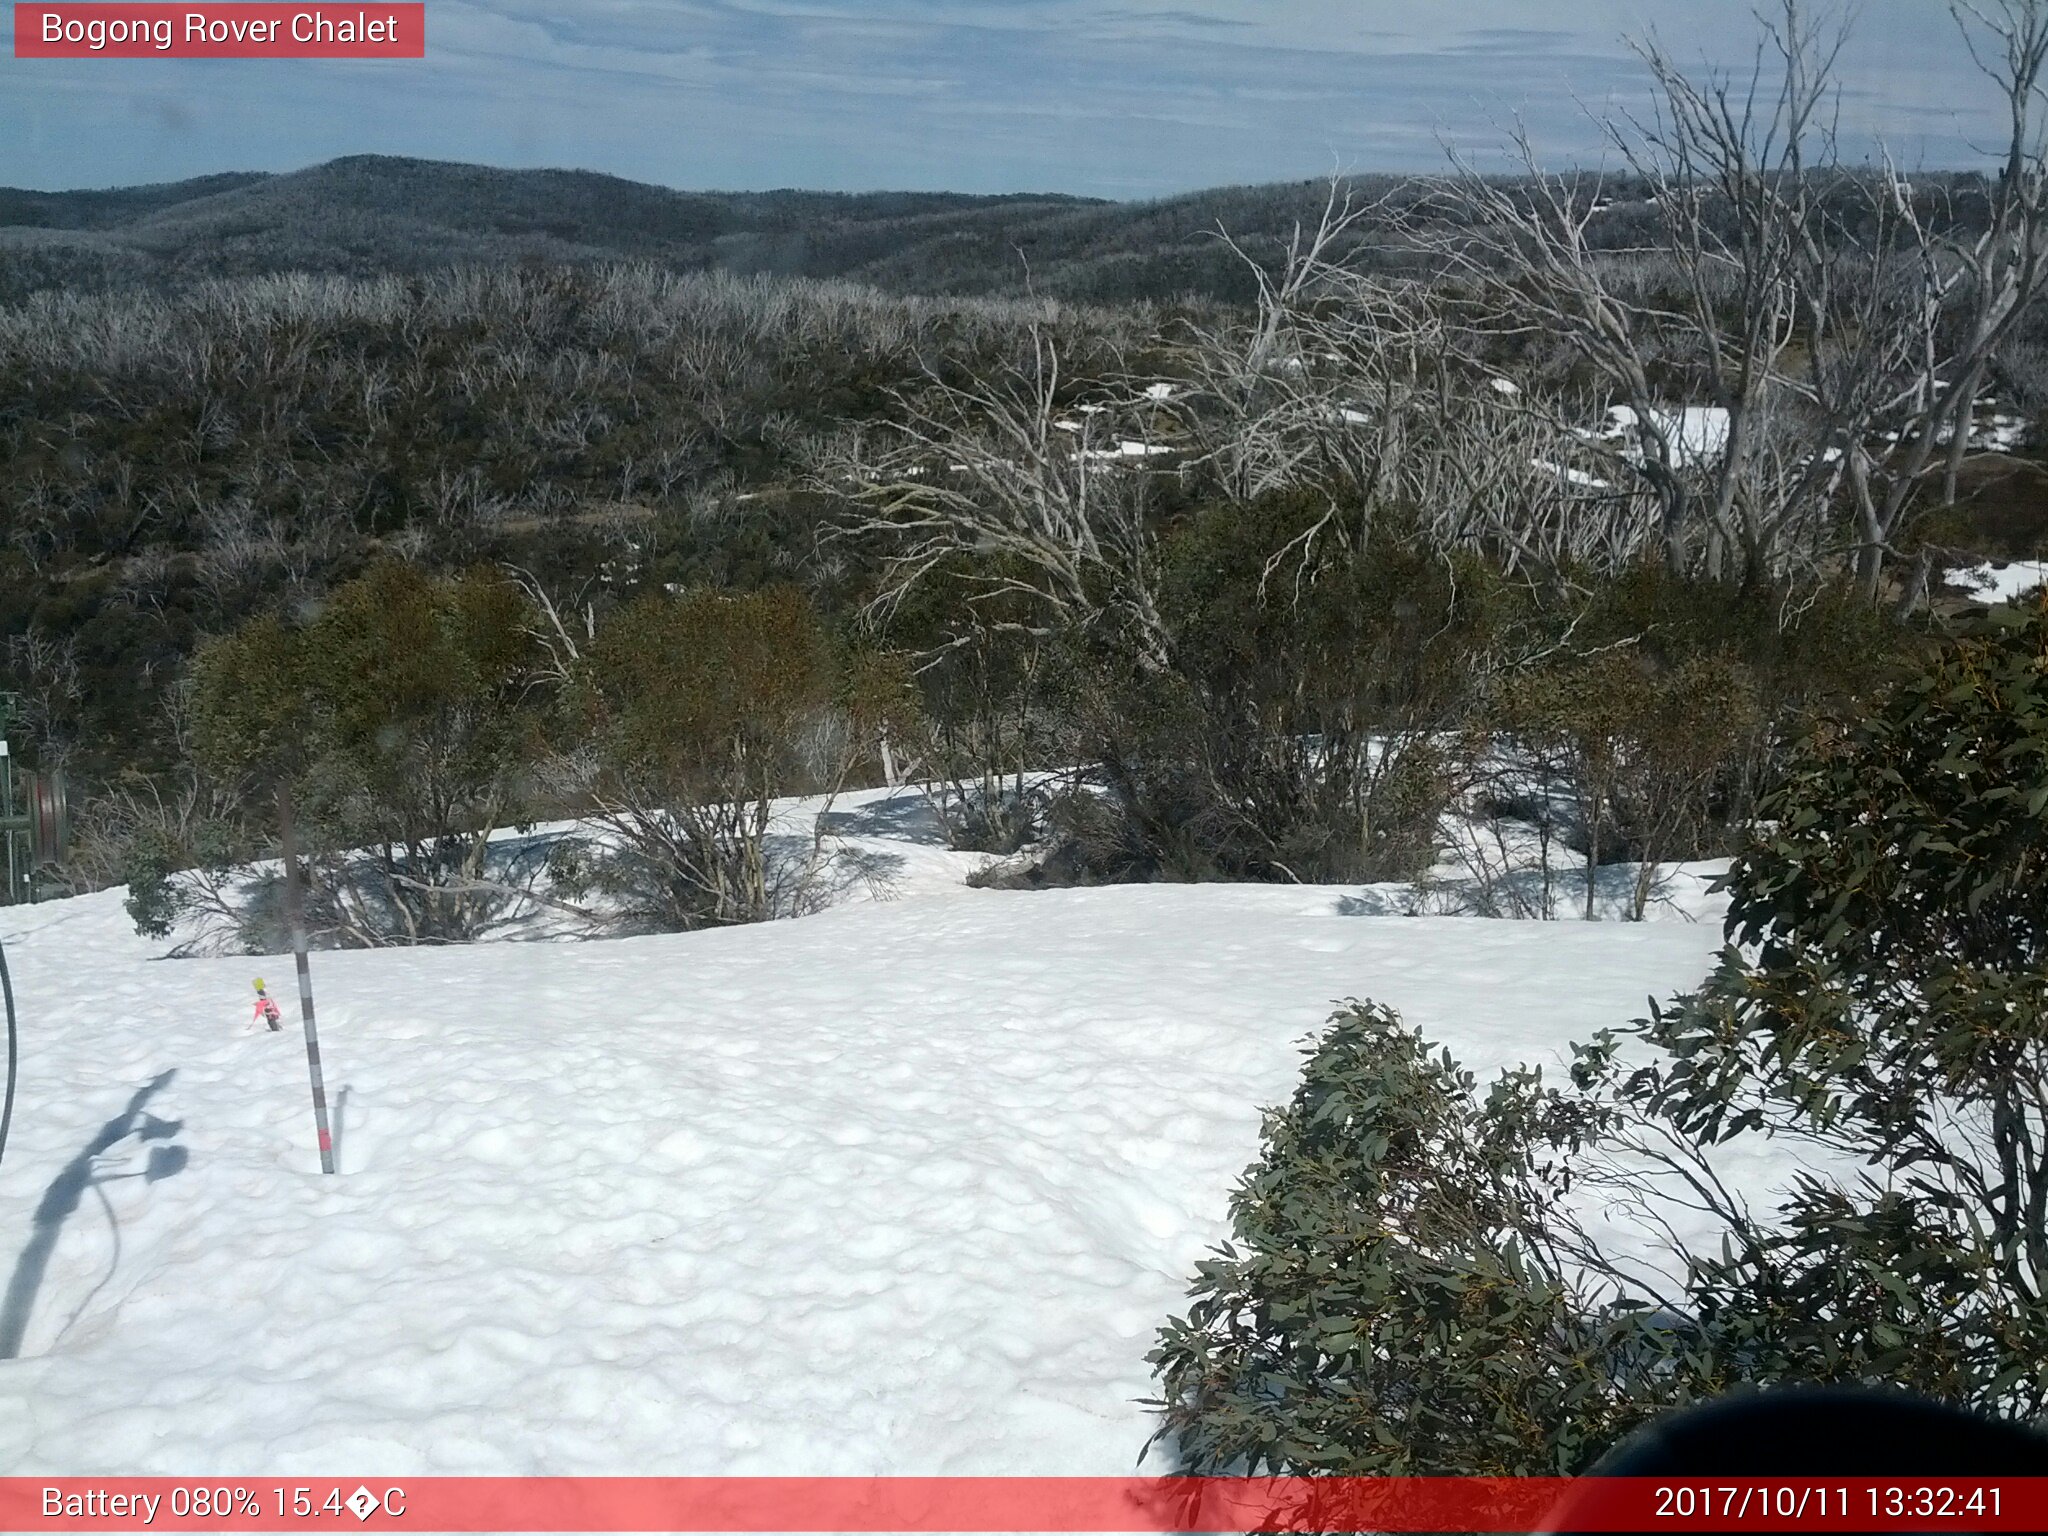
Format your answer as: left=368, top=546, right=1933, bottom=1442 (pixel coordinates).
left=3, top=1478, right=2046, bottom=1532
left=13, top=5, right=425, bottom=58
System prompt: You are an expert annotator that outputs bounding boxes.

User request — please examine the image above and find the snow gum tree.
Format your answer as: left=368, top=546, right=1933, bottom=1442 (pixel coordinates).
left=548, top=584, right=850, bottom=930
left=180, top=562, right=544, bottom=947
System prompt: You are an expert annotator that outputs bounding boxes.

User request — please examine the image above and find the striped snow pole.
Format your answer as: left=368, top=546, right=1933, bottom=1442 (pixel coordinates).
left=276, top=782, right=336, bottom=1175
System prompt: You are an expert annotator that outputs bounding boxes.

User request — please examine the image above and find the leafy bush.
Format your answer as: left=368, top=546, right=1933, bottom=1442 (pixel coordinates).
left=551, top=584, right=851, bottom=930
left=183, top=562, right=543, bottom=947
left=1562, top=566, right=1915, bottom=828
left=1147, top=503, right=1509, bottom=885
left=1605, top=595, right=2048, bottom=1418
left=110, top=781, right=258, bottom=945
left=1497, top=647, right=1761, bottom=918
left=1150, top=1001, right=1691, bottom=1477
left=1014, top=503, right=1512, bottom=889
left=868, top=564, right=1053, bottom=853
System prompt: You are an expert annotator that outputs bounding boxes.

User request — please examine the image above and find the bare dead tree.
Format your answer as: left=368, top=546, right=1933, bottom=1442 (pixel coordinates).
left=4, top=626, right=84, bottom=764
left=501, top=562, right=593, bottom=690
left=819, top=327, right=1173, bottom=670
left=190, top=496, right=285, bottom=610
left=1819, top=0, right=2048, bottom=598
left=1420, top=1, right=2048, bottom=597
left=1419, top=17, right=1844, bottom=590
left=1154, top=177, right=1670, bottom=593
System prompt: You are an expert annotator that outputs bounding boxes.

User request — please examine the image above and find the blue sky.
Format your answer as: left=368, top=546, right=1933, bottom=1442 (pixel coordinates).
left=0, top=2, right=2011, bottom=198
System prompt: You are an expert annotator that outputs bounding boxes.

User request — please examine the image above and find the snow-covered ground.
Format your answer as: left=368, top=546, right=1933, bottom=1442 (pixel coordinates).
left=1952, top=558, right=2048, bottom=605
left=0, top=790, right=1783, bottom=1476
left=1600, top=404, right=1730, bottom=467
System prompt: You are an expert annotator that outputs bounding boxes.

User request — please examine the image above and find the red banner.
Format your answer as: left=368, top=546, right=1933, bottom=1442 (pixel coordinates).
left=13, top=4, right=424, bottom=58
left=1, top=1477, right=2045, bottom=1532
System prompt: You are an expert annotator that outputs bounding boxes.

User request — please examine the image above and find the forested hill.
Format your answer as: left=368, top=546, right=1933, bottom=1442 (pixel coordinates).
left=0, top=155, right=1413, bottom=304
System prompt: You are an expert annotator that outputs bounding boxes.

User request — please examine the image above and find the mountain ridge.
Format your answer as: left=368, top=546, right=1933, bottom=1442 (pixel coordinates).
left=0, top=153, right=1396, bottom=303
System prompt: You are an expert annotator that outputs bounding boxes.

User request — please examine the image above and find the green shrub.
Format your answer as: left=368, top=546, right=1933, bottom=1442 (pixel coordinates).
left=1497, top=647, right=1762, bottom=917
left=185, top=562, right=542, bottom=946
left=1036, top=501, right=1514, bottom=888
left=559, top=584, right=848, bottom=929
left=1562, top=566, right=1918, bottom=831
left=1150, top=1001, right=1691, bottom=1477
left=120, top=825, right=188, bottom=941
left=870, top=555, right=1055, bottom=853
left=1607, top=594, right=2048, bottom=1418
left=585, top=584, right=835, bottom=785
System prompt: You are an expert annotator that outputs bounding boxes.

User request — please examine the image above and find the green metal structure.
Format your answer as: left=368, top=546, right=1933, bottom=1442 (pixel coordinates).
left=0, top=694, right=69, bottom=905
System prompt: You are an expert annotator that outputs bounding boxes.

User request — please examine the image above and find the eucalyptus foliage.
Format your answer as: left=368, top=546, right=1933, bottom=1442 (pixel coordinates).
left=1610, top=597, right=2048, bottom=1417
left=1155, top=600, right=2048, bottom=1477
left=1149, top=1002, right=1695, bottom=1477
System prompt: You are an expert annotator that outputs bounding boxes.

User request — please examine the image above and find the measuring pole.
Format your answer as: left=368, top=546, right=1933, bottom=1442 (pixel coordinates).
left=276, top=782, right=336, bottom=1174
left=0, top=737, right=15, bottom=906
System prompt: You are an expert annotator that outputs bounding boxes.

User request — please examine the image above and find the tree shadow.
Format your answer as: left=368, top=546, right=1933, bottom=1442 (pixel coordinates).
left=1333, top=888, right=1424, bottom=917
left=0, top=1069, right=187, bottom=1359
left=778, top=835, right=906, bottom=908
left=814, top=791, right=949, bottom=846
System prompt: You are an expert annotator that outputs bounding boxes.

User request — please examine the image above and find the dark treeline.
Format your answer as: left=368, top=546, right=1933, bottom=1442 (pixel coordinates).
left=0, top=154, right=2018, bottom=309
left=0, top=251, right=1920, bottom=945
left=1, top=250, right=2042, bottom=920
left=0, top=266, right=1183, bottom=785
left=0, top=155, right=1347, bottom=306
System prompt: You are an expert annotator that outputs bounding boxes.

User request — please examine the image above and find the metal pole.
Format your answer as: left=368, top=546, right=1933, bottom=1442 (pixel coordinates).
left=276, top=782, right=336, bottom=1175
left=0, top=699, right=16, bottom=907
left=1, top=742, right=15, bottom=906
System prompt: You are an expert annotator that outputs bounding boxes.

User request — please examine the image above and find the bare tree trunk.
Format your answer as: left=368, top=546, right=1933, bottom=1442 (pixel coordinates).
left=1893, top=548, right=1933, bottom=622
left=1584, top=784, right=1600, bottom=923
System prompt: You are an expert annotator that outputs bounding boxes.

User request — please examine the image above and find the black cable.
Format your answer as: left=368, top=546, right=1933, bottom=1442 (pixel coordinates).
left=0, top=929, right=14, bottom=1172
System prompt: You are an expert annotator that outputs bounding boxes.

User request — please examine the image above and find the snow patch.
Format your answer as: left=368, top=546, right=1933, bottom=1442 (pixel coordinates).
left=1952, top=560, right=2048, bottom=604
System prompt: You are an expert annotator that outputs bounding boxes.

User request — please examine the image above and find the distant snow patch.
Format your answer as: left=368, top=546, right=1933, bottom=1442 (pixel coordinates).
left=1602, top=405, right=1731, bottom=468
left=1953, top=560, right=2048, bottom=604
left=1532, top=458, right=1612, bottom=490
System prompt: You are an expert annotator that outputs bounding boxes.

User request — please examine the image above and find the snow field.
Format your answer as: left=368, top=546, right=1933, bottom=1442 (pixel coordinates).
left=0, top=793, right=1761, bottom=1477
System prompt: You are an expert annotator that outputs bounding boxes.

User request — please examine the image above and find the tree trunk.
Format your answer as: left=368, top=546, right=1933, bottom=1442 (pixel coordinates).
left=1584, top=782, right=1601, bottom=922
left=1855, top=540, right=1886, bottom=603
left=1892, top=549, right=1932, bottom=623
